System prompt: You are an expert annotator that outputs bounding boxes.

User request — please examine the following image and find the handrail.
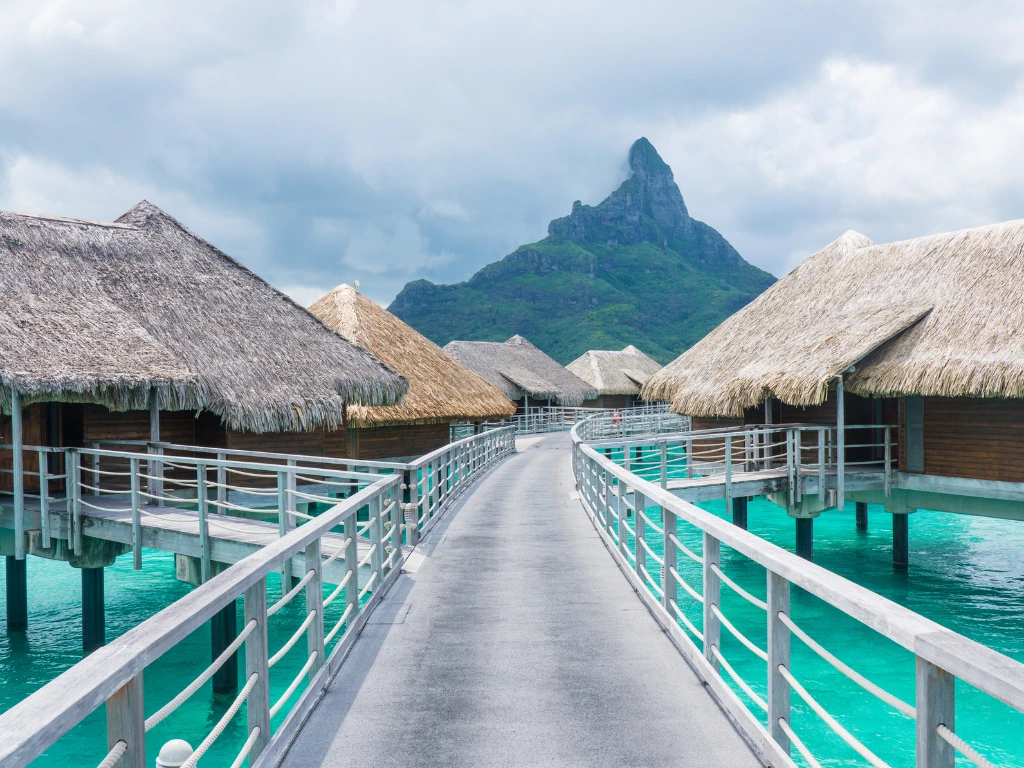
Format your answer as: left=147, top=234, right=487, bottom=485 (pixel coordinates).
left=570, top=413, right=1023, bottom=768
left=0, top=424, right=516, bottom=768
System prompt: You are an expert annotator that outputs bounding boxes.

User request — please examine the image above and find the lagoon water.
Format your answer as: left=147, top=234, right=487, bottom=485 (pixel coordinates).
left=2, top=498, right=1023, bottom=766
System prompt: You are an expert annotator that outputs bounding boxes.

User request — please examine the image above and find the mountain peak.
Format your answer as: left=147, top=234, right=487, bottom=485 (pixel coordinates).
left=548, top=137, right=690, bottom=245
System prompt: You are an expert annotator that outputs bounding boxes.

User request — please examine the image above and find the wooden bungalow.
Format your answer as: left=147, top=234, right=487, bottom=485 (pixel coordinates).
left=567, top=345, right=663, bottom=409
left=643, top=221, right=1024, bottom=566
left=443, top=335, right=596, bottom=412
left=309, top=284, right=515, bottom=459
left=0, top=201, right=408, bottom=496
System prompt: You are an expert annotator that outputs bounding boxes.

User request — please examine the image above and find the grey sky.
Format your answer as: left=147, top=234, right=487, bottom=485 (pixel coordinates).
left=2, top=1, right=1024, bottom=307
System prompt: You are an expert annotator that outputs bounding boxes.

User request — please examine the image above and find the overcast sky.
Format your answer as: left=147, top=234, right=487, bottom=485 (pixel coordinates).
left=3, top=1, right=1024, bottom=307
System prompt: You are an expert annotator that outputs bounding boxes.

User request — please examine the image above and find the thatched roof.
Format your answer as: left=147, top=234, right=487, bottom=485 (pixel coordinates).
left=644, top=221, right=1024, bottom=416
left=309, top=284, right=515, bottom=426
left=0, top=202, right=407, bottom=431
left=443, top=335, right=597, bottom=406
left=566, top=345, right=663, bottom=396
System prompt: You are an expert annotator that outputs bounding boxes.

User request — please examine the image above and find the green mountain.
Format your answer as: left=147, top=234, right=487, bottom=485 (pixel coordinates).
left=389, top=138, right=775, bottom=364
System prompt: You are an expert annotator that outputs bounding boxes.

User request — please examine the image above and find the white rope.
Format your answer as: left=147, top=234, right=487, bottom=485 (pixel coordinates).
left=640, top=565, right=664, bottom=597
left=86, top=467, right=134, bottom=477
left=204, top=497, right=274, bottom=515
left=322, top=539, right=351, bottom=568
left=209, top=483, right=278, bottom=497
left=323, top=569, right=354, bottom=609
left=78, top=499, right=133, bottom=513
left=229, top=727, right=261, bottom=768
left=638, top=508, right=664, bottom=534
left=712, top=645, right=767, bottom=711
left=267, top=570, right=314, bottom=618
left=779, top=612, right=914, bottom=718
left=668, top=566, right=704, bottom=603
left=145, top=619, right=257, bottom=731
left=78, top=482, right=126, bottom=496
left=225, top=467, right=280, bottom=480
left=711, top=604, right=768, bottom=661
left=289, top=487, right=340, bottom=505
left=778, top=664, right=892, bottom=768
left=669, top=599, right=704, bottom=641
left=269, top=610, right=316, bottom=668
left=358, top=570, right=378, bottom=599
left=711, top=563, right=768, bottom=611
left=135, top=506, right=279, bottom=538
left=325, top=603, right=356, bottom=645
left=936, top=725, right=997, bottom=768
left=358, top=544, right=377, bottom=569
left=270, top=652, right=318, bottom=718
left=181, top=672, right=259, bottom=768
left=96, top=740, right=127, bottom=768
left=637, top=536, right=664, bottom=565
left=668, top=532, right=703, bottom=564
left=777, top=718, right=824, bottom=768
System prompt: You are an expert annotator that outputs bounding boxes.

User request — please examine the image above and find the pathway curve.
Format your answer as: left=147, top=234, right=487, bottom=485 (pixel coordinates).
left=282, top=432, right=763, bottom=767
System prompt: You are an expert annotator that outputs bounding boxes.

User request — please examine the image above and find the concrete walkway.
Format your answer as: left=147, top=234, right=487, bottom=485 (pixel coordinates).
left=282, top=433, right=762, bottom=767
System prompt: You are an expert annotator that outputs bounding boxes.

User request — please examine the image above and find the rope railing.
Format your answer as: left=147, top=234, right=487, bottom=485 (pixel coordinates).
left=711, top=645, right=767, bottom=712
left=95, top=740, right=127, bottom=768
left=778, top=611, right=914, bottom=718
left=181, top=672, right=260, bottom=768
left=711, top=604, right=767, bottom=662
left=777, top=717, right=823, bottom=768
left=270, top=653, right=318, bottom=718
left=268, top=570, right=315, bottom=618
left=269, top=610, right=317, bottom=668
left=145, top=619, right=258, bottom=731
left=710, top=563, right=767, bottom=611
left=778, top=664, right=892, bottom=768
left=936, top=724, right=997, bottom=768
left=229, top=727, right=261, bottom=768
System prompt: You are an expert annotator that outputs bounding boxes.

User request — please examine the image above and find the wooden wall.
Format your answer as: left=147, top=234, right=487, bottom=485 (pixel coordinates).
left=344, top=423, right=450, bottom=461
left=922, top=397, right=1024, bottom=482
left=0, top=404, right=45, bottom=492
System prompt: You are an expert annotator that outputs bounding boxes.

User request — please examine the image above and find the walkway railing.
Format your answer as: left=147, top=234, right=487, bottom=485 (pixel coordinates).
left=580, top=421, right=896, bottom=510
left=0, top=426, right=514, bottom=768
left=571, top=415, right=1024, bottom=768
left=452, top=402, right=675, bottom=439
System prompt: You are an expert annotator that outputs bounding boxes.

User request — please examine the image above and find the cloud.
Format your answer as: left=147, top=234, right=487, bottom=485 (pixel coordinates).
left=2, top=0, right=1024, bottom=303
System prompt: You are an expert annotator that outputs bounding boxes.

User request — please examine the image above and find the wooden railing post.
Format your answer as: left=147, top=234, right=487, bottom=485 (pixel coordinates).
left=277, top=471, right=293, bottom=593
left=403, top=469, right=418, bottom=546
left=344, top=511, right=359, bottom=618
left=12, top=390, right=24, bottom=560
left=817, top=429, right=826, bottom=503
left=616, top=473, right=629, bottom=560
left=724, top=434, right=733, bottom=510
left=662, top=506, right=677, bottom=614
left=38, top=449, right=50, bottom=549
left=371, top=495, right=384, bottom=589
left=305, top=538, right=325, bottom=679
left=245, top=579, right=271, bottom=761
left=635, top=490, right=646, bottom=582
left=703, top=533, right=720, bottom=672
left=660, top=443, right=668, bottom=489
left=685, top=437, right=693, bottom=478
left=390, top=489, right=403, bottom=568
left=69, top=450, right=82, bottom=555
left=130, top=457, right=141, bottom=570
left=602, top=465, right=614, bottom=533
left=196, top=463, right=210, bottom=583
left=106, top=673, right=145, bottom=768
left=767, top=571, right=791, bottom=755
left=916, top=658, right=955, bottom=768
left=217, top=452, right=227, bottom=515
left=885, top=426, right=892, bottom=497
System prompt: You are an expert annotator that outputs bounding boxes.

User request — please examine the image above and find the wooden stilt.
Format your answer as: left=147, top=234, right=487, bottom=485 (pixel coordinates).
left=855, top=501, right=868, bottom=531
left=795, top=517, right=813, bottom=561
left=5, top=556, right=27, bottom=631
left=82, top=567, right=105, bottom=653
left=731, top=497, right=748, bottom=530
left=211, top=598, right=239, bottom=693
left=893, top=513, right=909, bottom=571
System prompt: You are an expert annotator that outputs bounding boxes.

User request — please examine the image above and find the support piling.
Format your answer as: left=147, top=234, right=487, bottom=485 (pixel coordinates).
left=82, top=567, right=105, bottom=653
left=732, top=497, right=748, bottom=530
left=211, top=599, right=239, bottom=693
left=893, top=513, right=909, bottom=571
left=5, top=556, right=27, bottom=631
left=795, top=517, right=813, bottom=561
left=855, top=501, right=868, bottom=531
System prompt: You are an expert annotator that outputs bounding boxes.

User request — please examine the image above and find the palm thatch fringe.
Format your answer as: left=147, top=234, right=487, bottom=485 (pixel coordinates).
left=644, top=221, right=1024, bottom=416
left=309, top=284, right=515, bottom=427
left=0, top=202, right=408, bottom=431
left=566, top=345, right=663, bottom=396
left=444, top=335, right=597, bottom=406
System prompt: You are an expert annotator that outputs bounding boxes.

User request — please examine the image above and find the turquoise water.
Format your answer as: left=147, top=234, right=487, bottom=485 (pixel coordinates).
left=0, top=546, right=368, bottom=766
left=4, top=469, right=1024, bottom=766
left=623, top=496, right=1024, bottom=767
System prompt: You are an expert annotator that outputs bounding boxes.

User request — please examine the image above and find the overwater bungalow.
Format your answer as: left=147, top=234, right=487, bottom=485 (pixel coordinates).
left=0, top=202, right=406, bottom=465
left=444, top=335, right=596, bottom=411
left=643, top=221, right=1024, bottom=566
left=0, top=201, right=407, bottom=611
left=309, top=283, right=515, bottom=459
left=567, top=345, right=663, bottom=409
